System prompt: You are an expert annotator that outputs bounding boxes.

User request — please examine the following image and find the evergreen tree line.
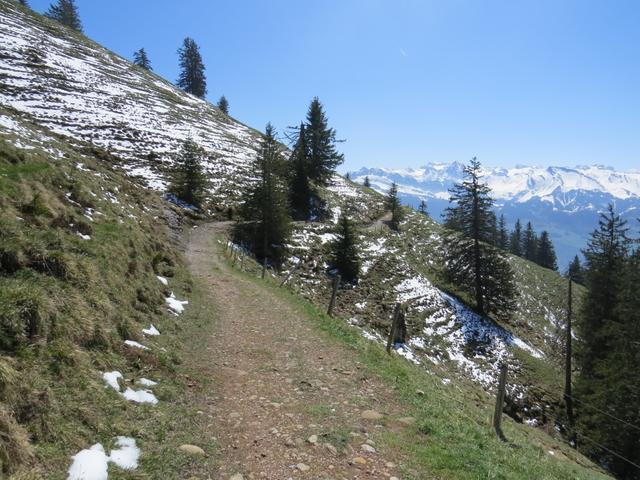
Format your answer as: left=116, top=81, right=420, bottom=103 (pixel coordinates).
left=574, top=205, right=640, bottom=479
left=502, top=218, right=558, bottom=271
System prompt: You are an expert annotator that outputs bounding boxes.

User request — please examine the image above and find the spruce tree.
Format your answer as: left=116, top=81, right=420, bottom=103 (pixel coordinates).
left=240, top=123, right=291, bottom=263
left=509, top=219, right=523, bottom=256
left=288, top=123, right=312, bottom=221
left=443, top=158, right=516, bottom=317
left=536, top=230, right=557, bottom=270
left=217, top=95, right=229, bottom=115
left=386, top=182, right=403, bottom=231
left=418, top=199, right=428, bottom=216
left=331, top=211, right=360, bottom=282
left=575, top=206, right=636, bottom=477
left=133, top=48, right=152, bottom=71
left=363, top=176, right=371, bottom=188
left=305, top=97, right=344, bottom=186
left=522, top=221, right=538, bottom=261
left=498, top=214, right=509, bottom=250
left=168, top=139, right=208, bottom=208
left=177, top=37, right=207, bottom=98
left=566, top=255, right=584, bottom=284
left=45, top=0, right=82, bottom=32
left=19, top=0, right=29, bottom=7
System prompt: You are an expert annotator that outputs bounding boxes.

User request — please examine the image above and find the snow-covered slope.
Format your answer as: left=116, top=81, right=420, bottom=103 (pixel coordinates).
left=0, top=1, right=261, bottom=206
left=351, top=162, right=640, bottom=266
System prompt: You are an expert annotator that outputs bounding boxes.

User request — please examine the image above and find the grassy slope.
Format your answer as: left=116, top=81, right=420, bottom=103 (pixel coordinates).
left=0, top=108, right=215, bottom=478
left=219, top=236, right=609, bottom=480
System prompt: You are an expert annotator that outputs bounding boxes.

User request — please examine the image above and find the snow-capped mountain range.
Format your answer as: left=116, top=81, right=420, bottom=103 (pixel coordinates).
left=350, top=162, right=640, bottom=267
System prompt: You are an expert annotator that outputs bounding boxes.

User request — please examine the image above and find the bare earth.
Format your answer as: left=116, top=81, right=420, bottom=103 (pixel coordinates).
left=184, top=222, right=412, bottom=480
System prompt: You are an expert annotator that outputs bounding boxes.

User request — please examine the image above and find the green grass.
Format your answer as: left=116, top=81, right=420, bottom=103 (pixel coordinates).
left=217, top=237, right=610, bottom=480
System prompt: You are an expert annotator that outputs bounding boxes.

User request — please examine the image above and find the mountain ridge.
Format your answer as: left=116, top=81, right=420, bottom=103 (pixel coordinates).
left=350, top=161, right=640, bottom=266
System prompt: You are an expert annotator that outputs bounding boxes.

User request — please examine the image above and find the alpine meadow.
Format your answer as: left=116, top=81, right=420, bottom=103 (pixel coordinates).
left=0, top=1, right=638, bottom=479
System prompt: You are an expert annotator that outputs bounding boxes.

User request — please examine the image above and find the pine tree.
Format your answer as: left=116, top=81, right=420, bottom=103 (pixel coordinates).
left=386, top=182, right=403, bottom=231
left=509, top=219, right=523, bottom=256
left=418, top=199, right=428, bottom=216
left=19, top=0, right=29, bottom=7
left=575, top=206, right=636, bottom=477
left=566, top=255, right=584, bottom=284
left=331, top=211, right=360, bottom=282
left=522, top=221, right=538, bottom=261
left=45, top=0, right=82, bottom=32
left=576, top=204, right=629, bottom=380
left=536, top=230, right=557, bottom=270
left=305, top=98, right=344, bottom=186
left=217, top=95, right=229, bottom=115
left=133, top=48, right=152, bottom=71
left=497, top=214, right=509, bottom=250
left=168, top=139, right=208, bottom=208
left=443, top=157, right=516, bottom=317
left=240, top=123, right=291, bottom=263
left=363, top=176, right=371, bottom=188
left=177, top=37, right=207, bottom=98
left=288, top=123, right=312, bottom=221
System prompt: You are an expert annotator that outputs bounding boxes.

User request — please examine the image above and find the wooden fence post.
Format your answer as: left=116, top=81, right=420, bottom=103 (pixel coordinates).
left=232, top=247, right=238, bottom=266
left=261, top=258, right=267, bottom=279
left=386, top=303, right=402, bottom=354
left=327, top=275, right=341, bottom=317
left=493, top=363, right=508, bottom=442
left=240, top=248, right=245, bottom=270
left=280, top=261, right=302, bottom=288
left=564, top=277, right=575, bottom=445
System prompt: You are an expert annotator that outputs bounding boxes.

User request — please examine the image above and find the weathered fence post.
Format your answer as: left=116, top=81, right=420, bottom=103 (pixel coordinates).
left=327, top=275, right=341, bottom=317
left=232, top=246, right=238, bottom=266
left=493, top=363, right=508, bottom=442
left=386, top=303, right=402, bottom=354
left=280, top=261, right=302, bottom=288
left=261, top=258, right=267, bottom=279
left=240, top=246, right=245, bottom=271
left=564, top=276, right=576, bottom=445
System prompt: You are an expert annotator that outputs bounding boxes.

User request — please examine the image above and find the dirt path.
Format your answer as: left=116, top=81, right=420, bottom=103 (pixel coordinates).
left=366, top=212, right=392, bottom=232
left=184, top=222, right=410, bottom=480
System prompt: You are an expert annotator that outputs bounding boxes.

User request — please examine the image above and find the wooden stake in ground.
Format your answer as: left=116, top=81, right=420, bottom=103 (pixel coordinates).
left=493, top=363, right=508, bottom=442
left=327, top=275, right=341, bottom=317
left=386, top=303, right=402, bottom=354
left=280, top=260, right=302, bottom=288
left=564, top=276, right=575, bottom=444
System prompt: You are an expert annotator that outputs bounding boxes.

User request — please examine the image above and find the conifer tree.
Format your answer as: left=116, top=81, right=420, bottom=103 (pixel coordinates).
left=536, top=230, right=557, bottom=270
left=386, top=182, right=404, bottom=231
left=288, top=123, right=312, bottom=221
left=331, top=211, right=360, bottom=282
left=133, top=48, right=152, bottom=71
left=363, top=176, right=371, bottom=188
left=575, top=206, right=637, bottom=477
left=443, top=158, right=516, bottom=317
left=523, top=221, right=538, bottom=261
left=566, top=255, right=584, bottom=284
left=509, top=219, right=523, bottom=256
left=497, top=214, right=509, bottom=250
left=305, top=97, right=344, bottom=186
left=240, top=123, right=291, bottom=263
left=217, top=95, right=229, bottom=115
left=45, top=0, right=82, bottom=32
left=177, top=37, right=207, bottom=98
left=19, top=0, right=29, bottom=7
left=418, top=199, right=428, bottom=216
left=168, top=139, right=208, bottom=208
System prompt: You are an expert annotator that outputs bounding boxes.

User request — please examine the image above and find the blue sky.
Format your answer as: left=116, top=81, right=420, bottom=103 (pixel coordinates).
left=30, top=0, right=640, bottom=172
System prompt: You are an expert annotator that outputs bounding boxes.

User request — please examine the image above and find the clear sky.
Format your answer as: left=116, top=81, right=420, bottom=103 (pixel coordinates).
left=29, top=0, right=640, bottom=172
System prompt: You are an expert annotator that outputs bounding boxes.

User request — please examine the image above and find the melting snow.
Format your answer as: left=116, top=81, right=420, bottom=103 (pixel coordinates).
left=124, top=340, right=148, bottom=350
left=122, top=387, right=158, bottom=405
left=67, top=437, right=140, bottom=480
left=142, top=324, right=160, bottom=336
left=166, top=293, right=188, bottom=314
left=156, top=275, right=168, bottom=286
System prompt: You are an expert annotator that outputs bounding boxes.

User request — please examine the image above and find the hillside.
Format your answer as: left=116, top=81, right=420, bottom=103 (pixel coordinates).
left=0, top=1, right=614, bottom=478
left=350, top=163, right=640, bottom=266
left=0, top=0, right=261, bottom=209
